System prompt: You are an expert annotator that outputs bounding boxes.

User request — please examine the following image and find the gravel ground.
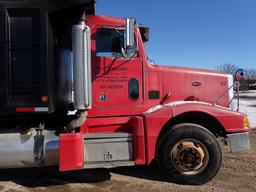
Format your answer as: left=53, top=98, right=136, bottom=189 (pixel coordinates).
left=0, top=91, right=255, bottom=192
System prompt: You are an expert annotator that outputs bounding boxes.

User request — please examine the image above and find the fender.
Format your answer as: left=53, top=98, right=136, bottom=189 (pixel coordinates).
left=143, top=101, right=249, bottom=164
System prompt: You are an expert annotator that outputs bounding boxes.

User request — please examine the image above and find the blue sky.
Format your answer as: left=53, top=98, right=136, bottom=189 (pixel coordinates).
left=96, top=0, right=256, bottom=70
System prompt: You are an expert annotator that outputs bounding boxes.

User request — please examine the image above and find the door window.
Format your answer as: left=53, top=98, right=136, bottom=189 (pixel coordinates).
left=129, top=78, right=139, bottom=101
left=96, top=28, right=124, bottom=57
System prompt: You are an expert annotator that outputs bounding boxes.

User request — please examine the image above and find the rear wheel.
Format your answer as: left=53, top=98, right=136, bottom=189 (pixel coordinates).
left=156, top=123, right=222, bottom=185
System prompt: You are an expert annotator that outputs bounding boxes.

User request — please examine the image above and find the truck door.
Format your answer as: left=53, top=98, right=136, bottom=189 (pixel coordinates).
left=92, top=27, right=144, bottom=109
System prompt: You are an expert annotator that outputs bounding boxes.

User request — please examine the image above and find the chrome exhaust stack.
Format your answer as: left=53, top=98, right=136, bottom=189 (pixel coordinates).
left=66, top=15, right=92, bottom=132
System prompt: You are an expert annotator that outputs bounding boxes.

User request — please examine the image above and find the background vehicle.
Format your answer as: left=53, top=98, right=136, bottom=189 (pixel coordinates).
left=0, top=0, right=250, bottom=185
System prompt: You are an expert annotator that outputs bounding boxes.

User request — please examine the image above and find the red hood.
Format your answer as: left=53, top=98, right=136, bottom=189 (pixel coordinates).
left=160, top=65, right=227, bottom=77
left=159, top=65, right=231, bottom=107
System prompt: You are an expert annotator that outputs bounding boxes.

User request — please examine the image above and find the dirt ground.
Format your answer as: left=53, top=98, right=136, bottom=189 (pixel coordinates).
left=0, top=130, right=255, bottom=192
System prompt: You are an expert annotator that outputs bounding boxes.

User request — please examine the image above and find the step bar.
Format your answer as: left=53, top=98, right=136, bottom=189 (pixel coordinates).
left=84, top=133, right=133, bottom=168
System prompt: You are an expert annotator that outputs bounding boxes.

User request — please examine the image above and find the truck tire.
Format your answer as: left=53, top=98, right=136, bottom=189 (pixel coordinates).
left=156, top=123, right=222, bottom=185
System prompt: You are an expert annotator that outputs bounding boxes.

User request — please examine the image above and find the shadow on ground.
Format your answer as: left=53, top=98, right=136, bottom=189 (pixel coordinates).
left=112, top=164, right=166, bottom=182
left=0, top=164, right=167, bottom=188
left=0, top=167, right=111, bottom=188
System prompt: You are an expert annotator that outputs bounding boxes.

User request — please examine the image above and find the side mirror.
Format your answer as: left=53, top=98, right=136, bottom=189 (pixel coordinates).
left=125, top=18, right=136, bottom=49
left=235, top=68, right=244, bottom=81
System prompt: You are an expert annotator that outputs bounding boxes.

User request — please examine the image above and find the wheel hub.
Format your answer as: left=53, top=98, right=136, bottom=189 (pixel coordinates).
left=170, top=139, right=209, bottom=175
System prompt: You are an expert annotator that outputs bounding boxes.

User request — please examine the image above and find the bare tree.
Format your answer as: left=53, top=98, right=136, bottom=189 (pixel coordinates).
left=245, top=68, right=256, bottom=80
left=215, top=63, right=239, bottom=75
left=215, top=64, right=256, bottom=90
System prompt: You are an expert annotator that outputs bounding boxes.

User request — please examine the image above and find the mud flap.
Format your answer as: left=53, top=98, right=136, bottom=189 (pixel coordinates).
left=59, top=133, right=84, bottom=171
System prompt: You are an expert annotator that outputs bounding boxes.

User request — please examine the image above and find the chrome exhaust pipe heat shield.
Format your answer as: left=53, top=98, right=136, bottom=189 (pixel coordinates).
left=72, top=21, right=92, bottom=110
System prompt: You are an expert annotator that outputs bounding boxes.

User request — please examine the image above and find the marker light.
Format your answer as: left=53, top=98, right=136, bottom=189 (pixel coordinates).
left=243, top=116, right=250, bottom=128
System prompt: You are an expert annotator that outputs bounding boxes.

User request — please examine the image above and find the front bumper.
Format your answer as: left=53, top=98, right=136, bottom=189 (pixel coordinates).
left=227, top=132, right=251, bottom=152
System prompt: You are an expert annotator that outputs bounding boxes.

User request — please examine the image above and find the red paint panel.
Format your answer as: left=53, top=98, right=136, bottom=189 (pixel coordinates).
left=83, top=116, right=131, bottom=133
left=161, top=66, right=230, bottom=106
left=130, top=116, right=145, bottom=165
left=143, top=107, right=173, bottom=164
left=16, top=107, right=35, bottom=112
left=59, top=133, right=84, bottom=171
left=91, top=57, right=144, bottom=108
left=171, top=103, right=249, bottom=133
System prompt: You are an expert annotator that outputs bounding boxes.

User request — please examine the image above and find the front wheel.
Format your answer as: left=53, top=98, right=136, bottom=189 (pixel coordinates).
left=156, top=123, right=222, bottom=185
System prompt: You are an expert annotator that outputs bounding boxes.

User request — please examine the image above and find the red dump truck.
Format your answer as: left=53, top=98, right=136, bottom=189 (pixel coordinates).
left=0, top=0, right=251, bottom=185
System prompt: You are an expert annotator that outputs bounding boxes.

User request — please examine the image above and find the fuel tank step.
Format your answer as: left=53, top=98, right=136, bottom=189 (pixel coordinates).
left=84, top=160, right=135, bottom=169
left=83, top=133, right=134, bottom=168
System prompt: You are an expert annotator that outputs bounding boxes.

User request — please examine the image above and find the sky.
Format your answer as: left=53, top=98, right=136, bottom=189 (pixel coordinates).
left=96, top=0, right=256, bottom=70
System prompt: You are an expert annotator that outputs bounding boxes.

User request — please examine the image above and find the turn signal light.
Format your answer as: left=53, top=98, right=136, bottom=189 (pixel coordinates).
left=243, top=116, right=250, bottom=128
